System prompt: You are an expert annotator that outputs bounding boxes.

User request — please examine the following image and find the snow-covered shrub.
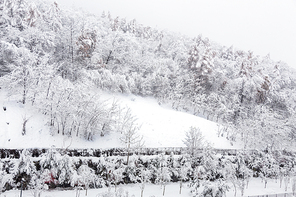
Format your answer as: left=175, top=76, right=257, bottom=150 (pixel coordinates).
left=122, top=166, right=139, bottom=184
left=56, top=154, right=75, bottom=187
left=192, top=180, right=229, bottom=197
left=29, top=170, right=49, bottom=197
left=155, top=153, right=171, bottom=196
left=76, top=164, right=98, bottom=195
left=189, top=147, right=230, bottom=197
left=138, top=168, right=151, bottom=197
left=39, top=149, right=61, bottom=188
left=178, top=156, right=191, bottom=194
left=0, top=160, right=14, bottom=192
left=12, top=149, right=35, bottom=190
left=0, top=160, right=13, bottom=194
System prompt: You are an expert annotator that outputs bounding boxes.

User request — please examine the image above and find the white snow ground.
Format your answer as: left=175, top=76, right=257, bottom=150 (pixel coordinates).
left=0, top=90, right=239, bottom=149
left=1, top=179, right=295, bottom=197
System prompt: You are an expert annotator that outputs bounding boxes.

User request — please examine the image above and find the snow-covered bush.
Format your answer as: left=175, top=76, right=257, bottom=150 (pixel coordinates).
left=192, top=180, right=229, bottom=197
left=0, top=160, right=14, bottom=194
left=76, top=164, right=98, bottom=195
left=39, top=148, right=61, bottom=188
left=56, top=154, right=76, bottom=187
left=3, top=147, right=296, bottom=194
left=12, top=149, right=35, bottom=190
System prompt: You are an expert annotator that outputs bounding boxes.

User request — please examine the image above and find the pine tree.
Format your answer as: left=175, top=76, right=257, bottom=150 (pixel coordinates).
left=12, top=149, right=35, bottom=190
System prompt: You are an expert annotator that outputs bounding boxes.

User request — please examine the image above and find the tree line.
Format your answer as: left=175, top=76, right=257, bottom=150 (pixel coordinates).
left=0, top=0, right=296, bottom=149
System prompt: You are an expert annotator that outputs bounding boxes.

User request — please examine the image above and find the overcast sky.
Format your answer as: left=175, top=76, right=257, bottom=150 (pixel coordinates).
left=53, top=0, right=296, bottom=69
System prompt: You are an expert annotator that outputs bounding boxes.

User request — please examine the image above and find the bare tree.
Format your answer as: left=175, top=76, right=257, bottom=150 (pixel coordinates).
left=183, top=127, right=205, bottom=157
left=119, top=109, right=144, bottom=166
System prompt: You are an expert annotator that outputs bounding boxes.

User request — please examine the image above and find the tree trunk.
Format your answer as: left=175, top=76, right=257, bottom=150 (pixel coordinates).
left=23, top=79, right=27, bottom=105
left=179, top=181, right=182, bottom=194
left=105, top=50, right=112, bottom=64
left=46, top=81, right=52, bottom=99
left=76, top=123, right=81, bottom=137
left=76, top=188, right=80, bottom=197
left=127, top=141, right=131, bottom=166
left=22, top=118, right=29, bottom=135
left=31, top=79, right=39, bottom=106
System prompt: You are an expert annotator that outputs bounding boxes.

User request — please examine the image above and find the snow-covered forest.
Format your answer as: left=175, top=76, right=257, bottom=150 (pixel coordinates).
left=1, top=0, right=296, bottom=196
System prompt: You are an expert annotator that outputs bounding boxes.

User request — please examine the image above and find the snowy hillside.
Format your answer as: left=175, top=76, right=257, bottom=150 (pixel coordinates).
left=1, top=0, right=295, bottom=151
left=0, top=89, right=238, bottom=149
left=2, top=1, right=296, bottom=196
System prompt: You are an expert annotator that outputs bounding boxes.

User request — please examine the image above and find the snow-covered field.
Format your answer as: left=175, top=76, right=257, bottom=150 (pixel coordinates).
left=2, top=183, right=191, bottom=197
left=0, top=90, right=238, bottom=149
left=1, top=179, right=294, bottom=197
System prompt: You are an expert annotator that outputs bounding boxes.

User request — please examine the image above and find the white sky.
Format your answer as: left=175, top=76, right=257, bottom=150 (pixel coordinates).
left=53, top=0, right=296, bottom=69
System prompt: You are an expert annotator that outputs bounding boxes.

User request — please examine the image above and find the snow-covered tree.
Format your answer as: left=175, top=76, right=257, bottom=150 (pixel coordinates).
left=56, top=154, right=75, bottom=187
left=39, top=148, right=61, bottom=187
left=119, top=108, right=144, bottom=166
left=292, top=176, right=296, bottom=196
left=77, top=164, right=97, bottom=196
left=139, top=168, right=151, bottom=197
left=155, top=153, right=171, bottom=196
left=29, top=170, right=48, bottom=197
left=190, top=147, right=230, bottom=197
left=178, top=156, right=191, bottom=194
left=0, top=42, right=37, bottom=104
left=183, top=127, right=205, bottom=157
left=0, top=160, right=13, bottom=195
left=12, top=149, right=35, bottom=190
left=111, top=166, right=124, bottom=192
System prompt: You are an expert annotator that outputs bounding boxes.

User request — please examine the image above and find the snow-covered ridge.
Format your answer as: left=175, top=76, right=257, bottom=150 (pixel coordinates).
left=0, top=90, right=238, bottom=149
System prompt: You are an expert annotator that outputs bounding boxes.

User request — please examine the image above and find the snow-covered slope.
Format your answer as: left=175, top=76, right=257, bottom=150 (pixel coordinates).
left=0, top=90, right=239, bottom=149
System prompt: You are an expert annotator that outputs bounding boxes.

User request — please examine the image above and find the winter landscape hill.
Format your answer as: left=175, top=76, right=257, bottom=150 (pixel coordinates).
left=1, top=0, right=296, bottom=196
left=0, top=89, right=237, bottom=149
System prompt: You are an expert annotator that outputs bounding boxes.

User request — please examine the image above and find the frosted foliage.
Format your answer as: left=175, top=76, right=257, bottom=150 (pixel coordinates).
left=0, top=161, right=7, bottom=193
left=40, top=149, right=60, bottom=171
left=0, top=0, right=296, bottom=162
left=194, top=180, right=229, bottom=197
left=17, top=149, right=35, bottom=175
left=77, top=164, right=97, bottom=189
left=183, top=127, right=205, bottom=157
left=57, top=155, right=75, bottom=185
left=155, top=154, right=171, bottom=187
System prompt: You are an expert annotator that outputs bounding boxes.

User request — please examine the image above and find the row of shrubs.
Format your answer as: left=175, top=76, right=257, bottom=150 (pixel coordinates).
left=0, top=147, right=188, bottom=159
left=1, top=148, right=296, bottom=193
left=2, top=147, right=294, bottom=159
